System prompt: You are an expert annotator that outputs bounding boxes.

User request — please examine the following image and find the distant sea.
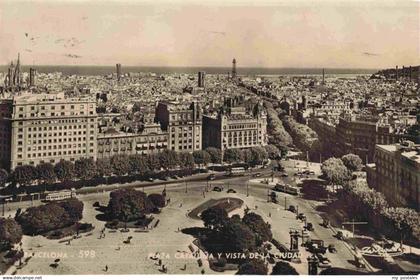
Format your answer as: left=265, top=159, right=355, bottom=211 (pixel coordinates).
left=0, top=65, right=378, bottom=76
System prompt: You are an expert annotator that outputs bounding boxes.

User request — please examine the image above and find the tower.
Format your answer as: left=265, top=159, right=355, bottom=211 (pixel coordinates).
left=29, top=68, right=36, bottom=87
left=116, top=63, right=122, bottom=81
left=198, top=71, right=205, bottom=87
left=232, top=58, right=237, bottom=79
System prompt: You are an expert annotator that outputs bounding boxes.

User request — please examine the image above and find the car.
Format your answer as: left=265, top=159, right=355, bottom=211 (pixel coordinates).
left=297, top=213, right=306, bottom=220
left=207, top=174, right=216, bottom=180
left=171, top=175, right=179, bottom=179
left=280, top=173, right=288, bottom=177
left=294, top=172, right=302, bottom=176
left=253, top=172, right=262, bottom=177
left=317, top=254, right=332, bottom=268
left=309, top=171, right=315, bottom=175
left=288, top=205, right=296, bottom=213
left=305, top=222, right=314, bottom=231
left=328, top=244, right=337, bottom=253
left=227, top=188, right=236, bottom=193
left=212, top=186, right=222, bottom=192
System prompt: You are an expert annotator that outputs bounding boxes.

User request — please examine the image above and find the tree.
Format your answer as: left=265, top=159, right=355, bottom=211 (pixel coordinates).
left=110, top=154, right=130, bottom=176
left=193, top=150, right=211, bottom=166
left=74, top=158, right=97, bottom=180
left=201, top=205, right=228, bottom=230
left=107, top=189, right=154, bottom=222
left=147, top=153, right=161, bottom=171
left=16, top=202, right=79, bottom=234
left=54, top=160, right=75, bottom=182
left=59, top=198, right=84, bottom=223
left=128, top=154, right=149, bottom=175
left=178, top=152, right=195, bottom=169
left=220, top=219, right=256, bottom=253
left=237, top=259, right=268, bottom=275
left=96, top=158, right=113, bottom=177
left=321, top=157, right=350, bottom=186
left=159, top=149, right=179, bottom=170
left=148, top=193, right=166, bottom=208
left=205, top=147, right=222, bottom=164
left=12, top=165, right=38, bottom=186
left=249, top=147, right=268, bottom=166
left=36, top=163, right=56, bottom=185
left=223, top=148, right=243, bottom=163
left=241, top=149, right=253, bottom=165
left=271, top=261, right=299, bottom=275
left=0, top=218, right=23, bottom=250
left=242, top=212, right=272, bottom=245
left=0, top=169, right=9, bottom=189
left=264, top=145, right=280, bottom=159
left=341, top=154, right=363, bottom=172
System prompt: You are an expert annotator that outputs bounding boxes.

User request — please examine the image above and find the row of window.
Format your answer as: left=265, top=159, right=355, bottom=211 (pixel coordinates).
left=17, top=148, right=95, bottom=159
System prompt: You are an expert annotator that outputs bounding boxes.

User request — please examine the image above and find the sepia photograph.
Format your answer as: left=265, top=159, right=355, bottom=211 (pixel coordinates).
left=0, top=0, right=419, bottom=278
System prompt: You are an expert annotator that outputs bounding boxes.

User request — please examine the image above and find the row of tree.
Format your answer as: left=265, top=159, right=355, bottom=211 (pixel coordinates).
left=342, top=180, right=420, bottom=245
left=282, top=116, right=319, bottom=154
left=1, top=146, right=278, bottom=189
left=264, top=102, right=293, bottom=151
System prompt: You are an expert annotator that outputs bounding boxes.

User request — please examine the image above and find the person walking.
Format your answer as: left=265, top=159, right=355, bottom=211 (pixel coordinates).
left=105, top=265, right=108, bottom=272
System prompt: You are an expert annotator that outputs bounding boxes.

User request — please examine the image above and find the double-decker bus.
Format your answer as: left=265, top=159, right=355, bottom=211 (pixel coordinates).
left=45, top=188, right=77, bottom=202
left=273, top=184, right=299, bottom=195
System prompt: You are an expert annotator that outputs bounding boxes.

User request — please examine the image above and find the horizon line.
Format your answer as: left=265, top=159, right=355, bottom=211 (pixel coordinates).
left=0, top=64, right=384, bottom=70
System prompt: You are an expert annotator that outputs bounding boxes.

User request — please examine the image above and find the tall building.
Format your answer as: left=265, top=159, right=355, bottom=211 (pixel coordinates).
left=335, top=114, right=401, bottom=163
left=155, top=101, right=202, bottom=152
left=198, top=71, right=205, bottom=88
left=202, top=101, right=268, bottom=151
left=0, top=92, right=98, bottom=170
left=29, top=68, right=36, bottom=87
left=232, top=58, right=237, bottom=79
left=366, top=142, right=420, bottom=210
left=116, top=63, right=122, bottom=81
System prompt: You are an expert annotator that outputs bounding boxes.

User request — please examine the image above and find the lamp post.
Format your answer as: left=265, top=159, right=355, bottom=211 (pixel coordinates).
left=284, top=197, right=287, bottom=210
left=307, top=254, right=319, bottom=275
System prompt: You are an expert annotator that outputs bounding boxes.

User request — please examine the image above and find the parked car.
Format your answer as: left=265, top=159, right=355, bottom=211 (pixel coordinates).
left=317, top=254, right=332, bottom=268
left=252, top=172, right=262, bottom=177
left=305, top=222, right=314, bottom=231
left=297, top=213, right=306, bottom=220
left=328, top=244, right=337, bottom=253
left=227, top=188, right=236, bottom=193
left=207, top=174, right=216, bottom=180
left=307, top=239, right=327, bottom=254
left=288, top=205, right=296, bottom=213
left=213, top=186, right=222, bottom=192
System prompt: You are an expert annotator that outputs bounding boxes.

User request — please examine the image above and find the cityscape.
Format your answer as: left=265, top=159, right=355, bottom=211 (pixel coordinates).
left=0, top=0, right=419, bottom=278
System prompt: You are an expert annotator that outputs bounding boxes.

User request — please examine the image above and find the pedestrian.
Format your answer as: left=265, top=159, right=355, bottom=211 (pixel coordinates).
left=201, top=269, right=205, bottom=274
left=158, top=259, right=162, bottom=266
left=105, top=265, right=108, bottom=272
left=269, top=212, right=271, bottom=217
left=183, top=264, right=187, bottom=270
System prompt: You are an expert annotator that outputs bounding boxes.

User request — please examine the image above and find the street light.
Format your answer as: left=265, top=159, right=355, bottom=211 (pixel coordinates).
left=307, top=254, right=319, bottom=275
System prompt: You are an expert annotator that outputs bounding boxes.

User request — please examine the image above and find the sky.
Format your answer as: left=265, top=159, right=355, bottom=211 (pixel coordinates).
left=0, top=0, right=419, bottom=68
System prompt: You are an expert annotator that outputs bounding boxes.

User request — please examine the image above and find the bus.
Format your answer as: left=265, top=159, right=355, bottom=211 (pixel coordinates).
left=273, top=184, right=299, bottom=195
left=227, top=167, right=246, bottom=177
left=45, top=188, right=77, bottom=202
